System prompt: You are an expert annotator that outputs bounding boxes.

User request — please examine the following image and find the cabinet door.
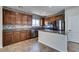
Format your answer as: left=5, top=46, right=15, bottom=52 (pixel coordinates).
left=27, top=30, right=31, bottom=39
left=13, top=32, right=20, bottom=43
left=44, top=18, right=50, bottom=25
left=56, top=15, right=64, bottom=20
left=10, top=11, right=16, bottom=25
left=22, top=14, right=28, bottom=25
left=27, top=15, right=32, bottom=25
left=15, top=13, right=22, bottom=24
left=50, top=16, right=56, bottom=23
left=3, top=9, right=11, bottom=24
left=3, top=32, right=13, bottom=46
left=40, top=18, right=44, bottom=26
left=20, top=31, right=27, bottom=41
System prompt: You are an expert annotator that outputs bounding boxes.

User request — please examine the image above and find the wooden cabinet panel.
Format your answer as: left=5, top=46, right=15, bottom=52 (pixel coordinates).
left=27, top=15, right=32, bottom=25
left=3, top=9, right=11, bottom=24
left=15, top=13, right=22, bottom=24
left=13, top=32, right=20, bottom=43
left=40, top=18, right=44, bottom=26
left=3, top=30, right=32, bottom=46
left=21, top=14, right=28, bottom=25
left=20, top=31, right=27, bottom=41
left=44, top=18, right=50, bottom=25
left=27, top=30, right=31, bottom=39
left=56, top=15, right=64, bottom=20
left=50, top=16, right=56, bottom=23
left=10, top=11, right=16, bottom=25
left=43, top=15, right=64, bottom=26
left=3, top=9, right=33, bottom=46
left=3, top=32, right=13, bottom=46
left=3, top=9, right=16, bottom=25
left=3, top=9, right=32, bottom=25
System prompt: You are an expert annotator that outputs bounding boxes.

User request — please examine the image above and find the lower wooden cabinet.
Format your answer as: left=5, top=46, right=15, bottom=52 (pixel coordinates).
left=20, top=31, right=27, bottom=41
left=13, top=31, right=21, bottom=43
left=26, top=30, right=31, bottom=39
left=3, top=30, right=32, bottom=46
left=3, top=32, right=13, bottom=46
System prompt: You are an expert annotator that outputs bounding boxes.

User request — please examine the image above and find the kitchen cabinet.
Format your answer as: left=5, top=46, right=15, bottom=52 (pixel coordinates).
left=3, top=9, right=16, bottom=25
left=3, top=9, right=32, bottom=25
left=13, top=31, right=21, bottom=43
left=3, top=30, right=32, bottom=46
left=3, top=9, right=11, bottom=25
left=10, top=11, right=16, bottom=25
left=20, top=31, right=27, bottom=41
left=3, top=9, right=33, bottom=46
left=21, top=14, right=28, bottom=25
left=43, top=15, right=64, bottom=26
left=15, top=13, right=22, bottom=24
left=27, top=15, right=32, bottom=25
left=44, top=18, right=49, bottom=25
left=49, top=16, right=57, bottom=23
left=40, top=18, right=44, bottom=26
left=56, top=15, right=64, bottom=20
left=27, top=30, right=31, bottom=39
left=3, top=32, right=13, bottom=46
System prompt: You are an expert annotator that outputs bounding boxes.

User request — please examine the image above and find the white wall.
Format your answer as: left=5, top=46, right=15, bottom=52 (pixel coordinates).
left=0, top=6, right=3, bottom=48
left=65, top=7, right=79, bottom=42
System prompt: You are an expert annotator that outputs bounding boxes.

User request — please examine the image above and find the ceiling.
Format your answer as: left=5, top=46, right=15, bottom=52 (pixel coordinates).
left=5, top=6, right=71, bottom=16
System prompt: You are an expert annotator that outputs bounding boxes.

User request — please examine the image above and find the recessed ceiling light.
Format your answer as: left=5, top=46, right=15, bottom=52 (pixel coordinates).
left=48, top=6, right=52, bottom=8
left=18, top=6, right=24, bottom=8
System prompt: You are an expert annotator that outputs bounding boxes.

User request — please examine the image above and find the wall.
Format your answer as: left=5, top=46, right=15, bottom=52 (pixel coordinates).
left=65, top=7, right=79, bottom=42
left=0, top=6, right=3, bottom=48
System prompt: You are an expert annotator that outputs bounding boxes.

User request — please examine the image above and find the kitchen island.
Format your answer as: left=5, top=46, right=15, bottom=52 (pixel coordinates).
left=38, top=30, right=67, bottom=52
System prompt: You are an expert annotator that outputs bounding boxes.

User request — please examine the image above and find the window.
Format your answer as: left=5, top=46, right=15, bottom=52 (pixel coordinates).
left=32, top=19, right=40, bottom=26
left=32, top=19, right=36, bottom=26
left=32, top=15, right=41, bottom=26
left=35, top=20, right=40, bottom=26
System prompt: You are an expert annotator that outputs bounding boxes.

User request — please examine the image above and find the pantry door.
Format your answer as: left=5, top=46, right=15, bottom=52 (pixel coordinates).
left=68, top=15, right=79, bottom=43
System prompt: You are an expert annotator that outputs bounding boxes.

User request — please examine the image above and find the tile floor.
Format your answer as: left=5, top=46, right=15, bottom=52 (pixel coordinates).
left=0, top=38, right=58, bottom=52
left=0, top=38, right=79, bottom=52
left=68, top=41, right=79, bottom=52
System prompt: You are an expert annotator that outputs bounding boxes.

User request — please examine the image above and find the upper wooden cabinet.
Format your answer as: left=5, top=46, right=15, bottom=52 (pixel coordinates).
left=43, top=15, right=64, bottom=25
left=3, top=9, right=16, bottom=25
left=3, top=9, right=11, bottom=24
left=27, top=15, right=32, bottom=25
left=40, top=18, right=44, bottom=26
left=3, top=9, right=32, bottom=25
left=21, top=14, right=28, bottom=25
left=49, top=16, right=57, bottom=23
left=56, top=15, right=64, bottom=20
left=15, top=13, right=22, bottom=24
left=10, top=11, right=16, bottom=25
left=44, top=17, right=50, bottom=25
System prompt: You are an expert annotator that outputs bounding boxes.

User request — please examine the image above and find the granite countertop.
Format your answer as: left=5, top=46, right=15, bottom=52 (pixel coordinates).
left=39, top=29, right=66, bottom=35
left=3, top=28, right=32, bottom=32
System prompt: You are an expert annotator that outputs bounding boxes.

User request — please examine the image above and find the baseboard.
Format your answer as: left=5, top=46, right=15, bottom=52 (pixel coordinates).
left=68, top=41, right=79, bottom=44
